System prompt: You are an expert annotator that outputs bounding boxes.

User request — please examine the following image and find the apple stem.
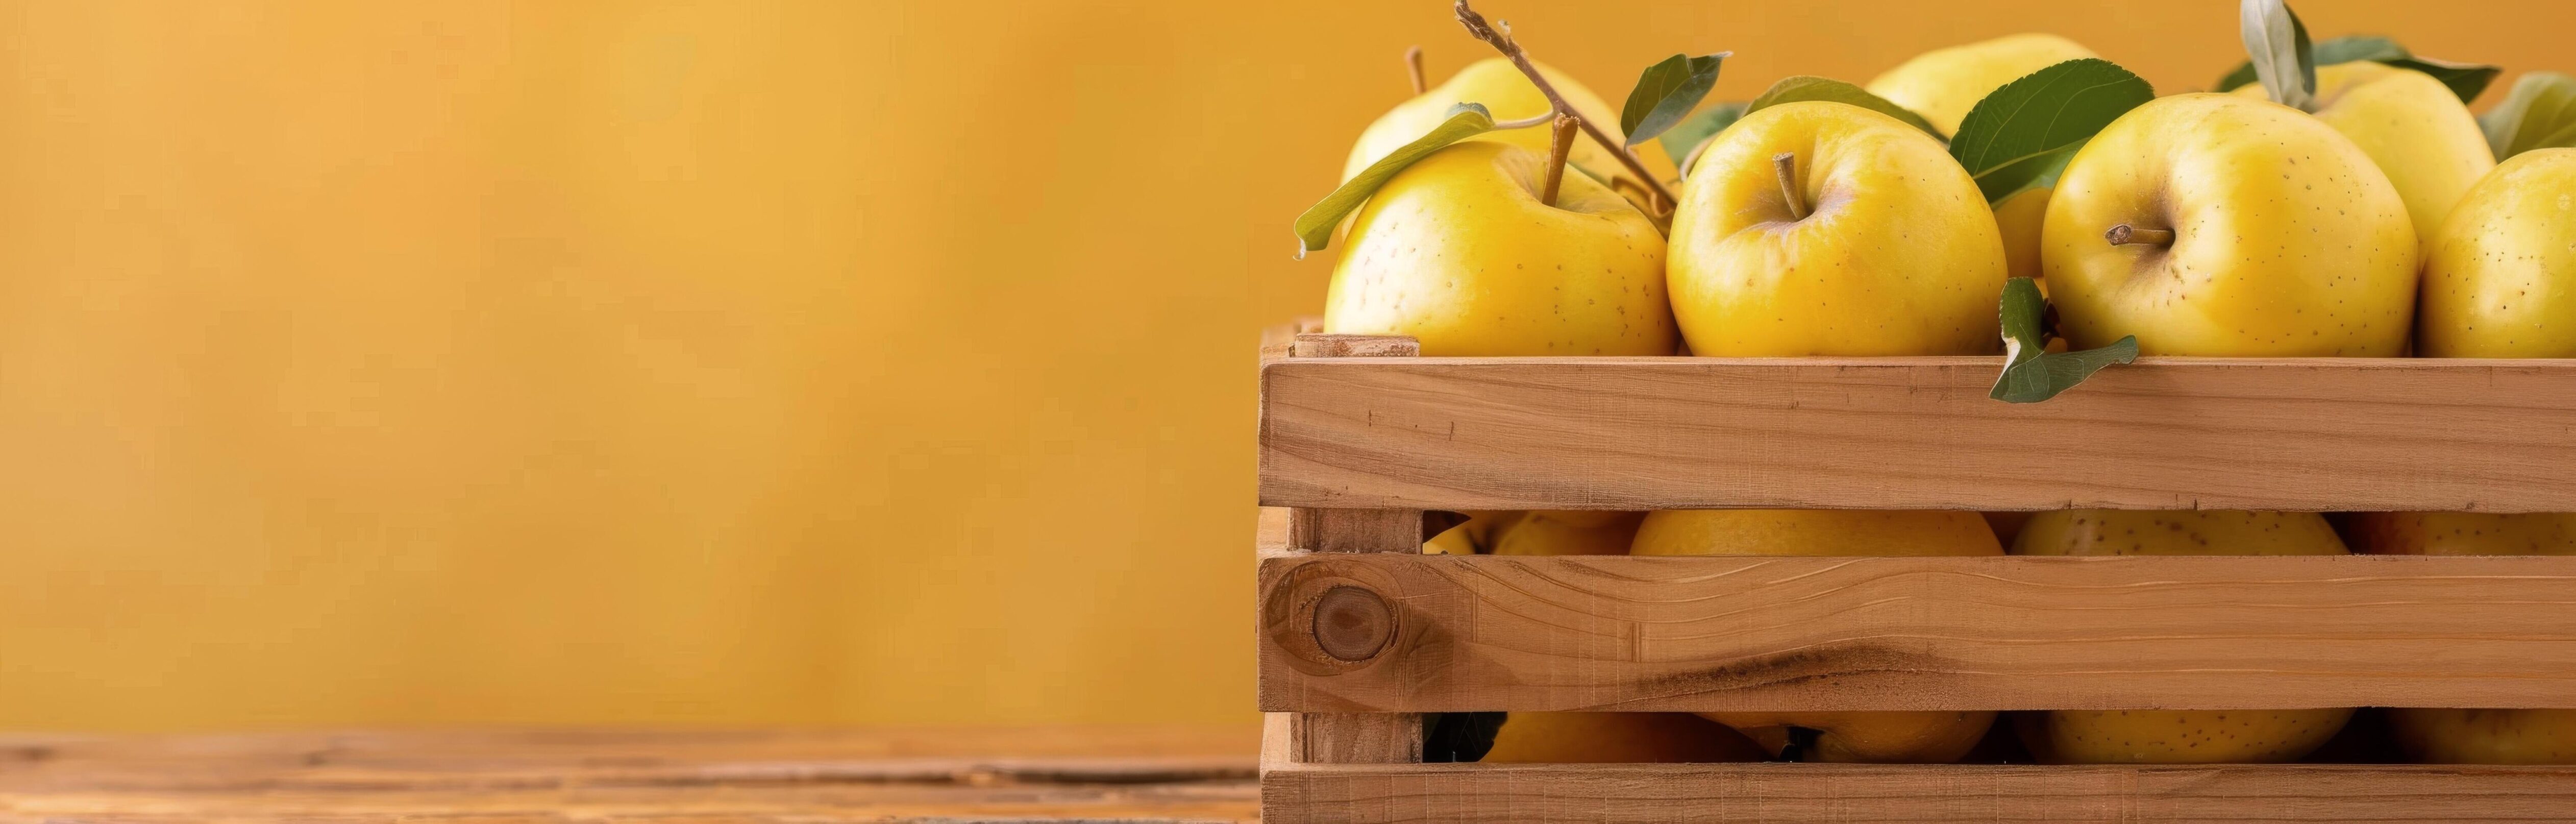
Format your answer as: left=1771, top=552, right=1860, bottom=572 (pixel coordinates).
left=2106, top=224, right=2175, bottom=247
left=1773, top=152, right=1807, bottom=221
left=1452, top=0, right=1676, bottom=212
left=1539, top=115, right=1579, bottom=207
left=1404, top=45, right=1426, bottom=95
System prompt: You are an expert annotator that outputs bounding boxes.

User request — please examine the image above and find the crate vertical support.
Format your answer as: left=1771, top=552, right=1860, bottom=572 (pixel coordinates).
left=1265, top=332, right=1426, bottom=775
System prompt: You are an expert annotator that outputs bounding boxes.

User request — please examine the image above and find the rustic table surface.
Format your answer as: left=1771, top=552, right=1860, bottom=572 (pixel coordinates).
left=0, top=726, right=1261, bottom=823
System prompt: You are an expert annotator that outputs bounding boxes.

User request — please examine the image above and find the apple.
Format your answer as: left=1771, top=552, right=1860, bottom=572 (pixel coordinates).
left=2012, top=511, right=2355, bottom=763
left=2233, top=62, right=2495, bottom=256
left=2385, top=709, right=2576, bottom=765
left=1322, top=141, right=1677, bottom=356
left=2042, top=93, right=2417, bottom=355
left=2348, top=510, right=2576, bottom=763
left=1344, top=57, right=1667, bottom=185
left=1490, top=511, right=1644, bottom=556
left=1667, top=101, right=2008, bottom=356
left=1991, top=185, right=2053, bottom=283
left=1481, top=712, right=1767, bottom=763
left=2418, top=148, right=2576, bottom=357
left=1866, top=34, right=2097, bottom=136
left=2346, top=512, right=2576, bottom=556
left=1865, top=34, right=2094, bottom=293
left=1631, top=510, right=2002, bottom=762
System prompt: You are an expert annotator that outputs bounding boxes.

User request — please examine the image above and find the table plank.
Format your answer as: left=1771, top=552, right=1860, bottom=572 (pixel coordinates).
left=0, top=727, right=1260, bottom=823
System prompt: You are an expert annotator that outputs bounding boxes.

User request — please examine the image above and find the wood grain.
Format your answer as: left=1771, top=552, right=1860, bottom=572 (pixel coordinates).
left=1291, top=333, right=1419, bottom=359
left=1262, top=761, right=2576, bottom=823
left=1257, top=553, right=2576, bottom=713
left=0, top=727, right=1259, bottom=823
left=1258, top=355, right=2576, bottom=512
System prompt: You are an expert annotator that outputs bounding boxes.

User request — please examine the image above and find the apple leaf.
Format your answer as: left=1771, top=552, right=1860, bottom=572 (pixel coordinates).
left=2215, top=35, right=2498, bottom=105
left=1991, top=278, right=2138, bottom=404
left=1293, top=103, right=1495, bottom=258
left=2239, top=0, right=2316, bottom=112
left=2393, top=55, right=2505, bottom=105
left=1620, top=53, right=1727, bottom=147
left=1745, top=76, right=1944, bottom=140
left=1659, top=101, right=1746, bottom=170
left=1950, top=58, right=2154, bottom=203
left=2480, top=71, right=2576, bottom=161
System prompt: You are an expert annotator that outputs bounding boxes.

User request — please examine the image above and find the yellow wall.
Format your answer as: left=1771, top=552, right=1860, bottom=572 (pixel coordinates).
left=2, top=0, right=2568, bottom=730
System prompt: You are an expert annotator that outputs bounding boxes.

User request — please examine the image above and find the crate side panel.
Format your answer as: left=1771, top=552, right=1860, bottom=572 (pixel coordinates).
left=1258, top=356, right=2576, bottom=512
left=1257, top=554, right=2576, bottom=712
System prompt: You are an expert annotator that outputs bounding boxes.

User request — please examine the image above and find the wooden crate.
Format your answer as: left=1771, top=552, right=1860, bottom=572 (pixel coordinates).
left=1253, top=324, right=2576, bottom=823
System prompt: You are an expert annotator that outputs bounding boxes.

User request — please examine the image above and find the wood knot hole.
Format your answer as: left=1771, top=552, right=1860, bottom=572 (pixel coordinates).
left=1311, top=585, right=1394, bottom=662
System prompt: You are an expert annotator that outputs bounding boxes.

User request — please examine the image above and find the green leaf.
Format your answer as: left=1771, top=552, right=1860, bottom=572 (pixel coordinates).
left=1745, top=76, right=1944, bottom=140
left=2215, top=35, right=2497, bottom=104
left=2312, top=34, right=2410, bottom=66
left=1990, top=278, right=2139, bottom=404
left=1621, top=53, right=1727, bottom=146
left=2391, top=56, right=2503, bottom=105
left=1658, top=101, right=1746, bottom=169
left=2480, top=71, right=2576, bottom=161
left=1950, top=58, right=2154, bottom=203
left=1292, top=103, right=1495, bottom=258
left=2239, top=0, right=2316, bottom=111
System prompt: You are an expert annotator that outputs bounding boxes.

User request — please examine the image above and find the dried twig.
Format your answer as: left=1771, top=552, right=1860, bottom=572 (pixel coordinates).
left=1452, top=0, right=1677, bottom=210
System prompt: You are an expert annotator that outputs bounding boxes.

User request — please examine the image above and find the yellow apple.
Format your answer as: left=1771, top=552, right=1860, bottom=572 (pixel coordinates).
left=1344, top=57, right=1669, bottom=185
left=2012, top=511, right=2354, bottom=763
left=1323, top=141, right=1677, bottom=356
left=1991, top=184, right=2052, bottom=283
left=1481, top=712, right=1767, bottom=763
left=2345, top=512, right=2576, bottom=556
left=1864, top=34, right=2093, bottom=294
left=2348, top=510, right=2576, bottom=763
left=1490, top=511, right=1644, bottom=556
left=2418, top=148, right=2576, bottom=357
left=2042, top=93, right=2417, bottom=355
left=1667, top=101, right=2007, bottom=356
left=1866, top=34, right=2098, bottom=136
left=1631, top=510, right=2000, bottom=762
left=2233, top=62, right=2495, bottom=255
left=1423, top=511, right=1514, bottom=555
left=2386, top=709, right=2576, bottom=765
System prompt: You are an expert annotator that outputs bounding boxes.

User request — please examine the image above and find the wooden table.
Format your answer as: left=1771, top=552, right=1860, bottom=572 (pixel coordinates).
left=0, top=726, right=1261, bottom=822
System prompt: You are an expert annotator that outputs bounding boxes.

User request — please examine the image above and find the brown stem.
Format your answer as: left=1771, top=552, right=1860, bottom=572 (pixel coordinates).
left=1609, top=176, right=1664, bottom=217
left=1540, top=115, right=1578, bottom=207
left=1404, top=45, right=1426, bottom=95
left=1773, top=152, right=1807, bottom=221
left=1453, top=0, right=1675, bottom=211
left=2105, top=224, right=2175, bottom=247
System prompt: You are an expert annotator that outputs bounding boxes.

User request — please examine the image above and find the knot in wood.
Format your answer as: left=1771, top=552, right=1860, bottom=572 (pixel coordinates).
left=1311, top=586, right=1395, bottom=663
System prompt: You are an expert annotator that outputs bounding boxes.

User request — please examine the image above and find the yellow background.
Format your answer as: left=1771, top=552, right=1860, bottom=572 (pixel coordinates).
left=2, top=0, right=2566, bottom=730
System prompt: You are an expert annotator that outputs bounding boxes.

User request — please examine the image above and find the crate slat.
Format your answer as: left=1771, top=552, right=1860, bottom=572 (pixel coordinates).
left=1258, top=553, right=2576, bottom=712
left=1258, top=355, right=2576, bottom=512
left=1260, top=762, right=2576, bottom=823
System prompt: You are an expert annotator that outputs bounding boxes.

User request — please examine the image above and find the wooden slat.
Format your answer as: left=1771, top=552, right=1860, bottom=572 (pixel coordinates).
left=1261, top=762, right=2576, bottom=823
left=1276, top=333, right=1424, bottom=768
left=1257, top=355, right=2576, bottom=512
left=1256, top=553, right=2576, bottom=713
